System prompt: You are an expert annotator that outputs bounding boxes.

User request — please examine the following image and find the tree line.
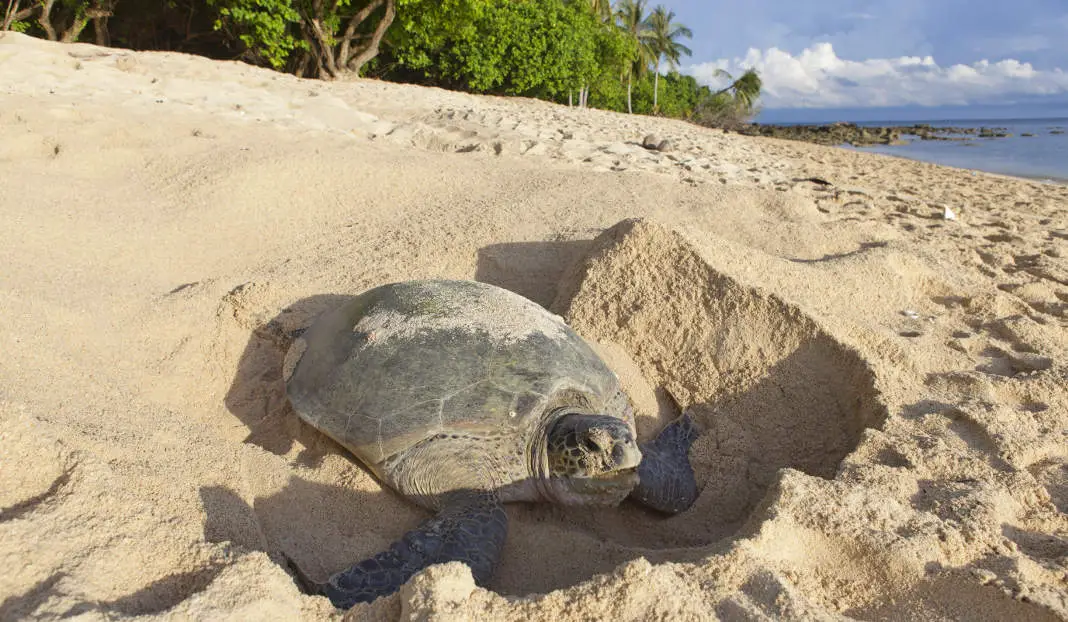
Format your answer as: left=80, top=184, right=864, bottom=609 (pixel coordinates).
left=3, top=0, right=762, bottom=125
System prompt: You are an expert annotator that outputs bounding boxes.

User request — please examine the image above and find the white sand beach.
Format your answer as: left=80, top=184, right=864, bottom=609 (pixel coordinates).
left=1, top=32, right=1066, bottom=620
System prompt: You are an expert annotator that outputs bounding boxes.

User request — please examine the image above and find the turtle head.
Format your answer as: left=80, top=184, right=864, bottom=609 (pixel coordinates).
left=543, top=412, right=641, bottom=505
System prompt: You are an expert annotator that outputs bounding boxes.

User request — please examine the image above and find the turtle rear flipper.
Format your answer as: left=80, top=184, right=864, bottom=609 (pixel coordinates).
left=629, top=413, right=700, bottom=515
left=321, top=491, right=508, bottom=608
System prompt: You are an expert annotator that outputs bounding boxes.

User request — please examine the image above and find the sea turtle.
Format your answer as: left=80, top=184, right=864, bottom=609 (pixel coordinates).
left=283, top=279, right=699, bottom=608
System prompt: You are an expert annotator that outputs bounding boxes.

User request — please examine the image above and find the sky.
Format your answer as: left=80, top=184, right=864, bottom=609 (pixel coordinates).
left=667, top=0, right=1068, bottom=120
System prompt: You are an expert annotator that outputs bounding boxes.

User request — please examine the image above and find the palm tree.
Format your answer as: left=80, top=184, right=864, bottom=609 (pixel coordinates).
left=615, top=0, right=657, bottom=114
left=693, top=67, right=763, bottom=127
left=646, top=5, right=692, bottom=112
left=713, top=68, right=763, bottom=114
left=588, top=0, right=612, bottom=23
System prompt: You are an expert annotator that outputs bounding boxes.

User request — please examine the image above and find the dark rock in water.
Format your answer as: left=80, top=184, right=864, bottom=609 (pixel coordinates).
left=1022, top=133, right=1035, bottom=137
left=978, top=127, right=1011, bottom=138
left=1052, top=130, right=1065, bottom=135
left=731, top=122, right=1007, bottom=147
left=734, top=122, right=899, bottom=146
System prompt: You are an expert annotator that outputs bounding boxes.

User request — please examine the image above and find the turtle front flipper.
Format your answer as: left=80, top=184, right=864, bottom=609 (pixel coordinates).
left=311, top=491, right=508, bottom=609
left=629, top=413, right=700, bottom=514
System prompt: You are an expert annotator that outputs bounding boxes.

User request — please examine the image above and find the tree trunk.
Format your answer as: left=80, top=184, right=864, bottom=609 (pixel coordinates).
left=60, top=14, right=91, bottom=42
left=627, top=71, right=632, bottom=114
left=302, top=0, right=340, bottom=78
left=338, top=0, right=382, bottom=65
left=3, top=0, right=19, bottom=30
left=89, top=0, right=114, bottom=45
left=92, top=15, right=108, bottom=45
left=2, top=0, right=13, bottom=30
left=711, top=78, right=741, bottom=98
left=37, top=0, right=56, bottom=40
left=345, top=0, right=395, bottom=75
left=292, top=50, right=313, bottom=78
left=32, top=0, right=111, bottom=44
left=306, top=17, right=340, bottom=77
left=653, top=58, right=660, bottom=112
left=4, top=1, right=37, bottom=31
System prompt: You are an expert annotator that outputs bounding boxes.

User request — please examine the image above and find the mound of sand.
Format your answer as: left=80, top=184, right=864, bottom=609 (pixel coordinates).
left=1, top=32, right=1066, bottom=621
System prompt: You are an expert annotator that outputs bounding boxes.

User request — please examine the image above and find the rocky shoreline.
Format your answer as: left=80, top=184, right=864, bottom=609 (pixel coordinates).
left=734, top=122, right=1014, bottom=146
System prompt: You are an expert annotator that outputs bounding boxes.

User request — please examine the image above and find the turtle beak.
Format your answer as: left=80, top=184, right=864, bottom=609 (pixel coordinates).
left=605, top=438, right=642, bottom=474
left=579, top=434, right=640, bottom=492
left=570, top=417, right=642, bottom=478
left=548, top=417, right=642, bottom=505
left=547, top=412, right=642, bottom=485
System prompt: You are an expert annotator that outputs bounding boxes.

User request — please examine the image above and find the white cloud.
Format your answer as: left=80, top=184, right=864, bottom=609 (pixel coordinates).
left=688, top=42, right=1068, bottom=109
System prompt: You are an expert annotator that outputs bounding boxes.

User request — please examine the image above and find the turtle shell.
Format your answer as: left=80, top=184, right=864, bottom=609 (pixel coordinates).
left=284, top=280, right=622, bottom=480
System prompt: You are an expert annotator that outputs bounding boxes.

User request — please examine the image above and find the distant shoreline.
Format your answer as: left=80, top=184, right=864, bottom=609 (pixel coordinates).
left=733, top=122, right=1017, bottom=147
left=732, top=118, right=1068, bottom=183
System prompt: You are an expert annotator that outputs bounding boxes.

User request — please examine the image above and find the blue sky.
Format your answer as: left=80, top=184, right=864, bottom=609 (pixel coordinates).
left=666, top=0, right=1068, bottom=119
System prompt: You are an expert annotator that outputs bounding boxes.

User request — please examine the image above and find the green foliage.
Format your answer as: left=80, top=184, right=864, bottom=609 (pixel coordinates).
left=585, top=70, right=707, bottom=118
left=208, top=0, right=303, bottom=69
left=584, top=18, right=633, bottom=108
left=592, top=12, right=636, bottom=76
left=390, top=0, right=484, bottom=73
left=8, top=0, right=763, bottom=126
left=654, top=71, right=706, bottom=117
left=387, top=0, right=609, bottom=98
left=618, top=70, right=700, bottom=116
left=587, top=71, right=626, bottom=110
left=207, top=0, right=396, bottom=75
left=385, top=0, right=754, bottom=119
left=491, top=0, right=598, bottom=96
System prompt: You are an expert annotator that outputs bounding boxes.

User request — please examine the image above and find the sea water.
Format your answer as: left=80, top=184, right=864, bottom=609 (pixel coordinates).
left=846, top=118, right=1068, bottom=183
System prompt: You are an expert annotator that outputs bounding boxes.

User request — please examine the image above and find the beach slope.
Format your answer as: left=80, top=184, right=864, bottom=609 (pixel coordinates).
left=1, top=32, right=1066, bottom=621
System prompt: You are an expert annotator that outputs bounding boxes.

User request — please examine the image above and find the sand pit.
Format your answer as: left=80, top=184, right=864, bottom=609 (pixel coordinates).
left=217, top=221, right=890, bottom=599
left=554, top=220, right=887, bottom=543
left=2, top=32, right=1067, bottom=621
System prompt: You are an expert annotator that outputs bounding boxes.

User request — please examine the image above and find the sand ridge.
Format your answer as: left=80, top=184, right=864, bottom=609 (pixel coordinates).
left=1, top=32, right=1066, bottom=621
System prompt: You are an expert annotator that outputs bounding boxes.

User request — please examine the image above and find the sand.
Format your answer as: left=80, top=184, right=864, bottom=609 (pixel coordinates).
left=0, top=31, right=1066, bottom=621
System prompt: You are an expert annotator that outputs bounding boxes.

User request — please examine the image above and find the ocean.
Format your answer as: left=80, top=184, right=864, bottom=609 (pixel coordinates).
left=844, top=118, right=1068, bottom=183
